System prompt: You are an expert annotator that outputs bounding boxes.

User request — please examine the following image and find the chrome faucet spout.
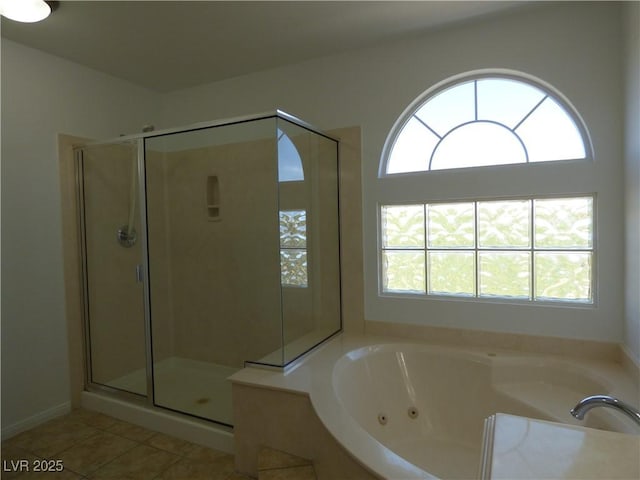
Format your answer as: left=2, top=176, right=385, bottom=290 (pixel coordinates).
left=570, top=395, right=640, bottom=427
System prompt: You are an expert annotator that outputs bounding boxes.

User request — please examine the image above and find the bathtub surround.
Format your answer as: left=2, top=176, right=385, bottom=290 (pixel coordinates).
left=233, top=384, right=377, bottom=480
left=366, top=320, right=640, bottom=386
left=365, top=321, right=622, bottom=363
left=481, top=413, right=640, bottom=479
left=230, top=333, right=639, bottom=480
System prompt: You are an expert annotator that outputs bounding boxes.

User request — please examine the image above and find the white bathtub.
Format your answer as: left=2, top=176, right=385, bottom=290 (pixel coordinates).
left=306, top=340, right=634, bottom=480
left=231, top=334, right=637, bottom=479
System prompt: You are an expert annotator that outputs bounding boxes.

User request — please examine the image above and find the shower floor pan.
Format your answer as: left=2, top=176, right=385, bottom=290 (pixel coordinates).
left=107, top=357, right=238, bottom=425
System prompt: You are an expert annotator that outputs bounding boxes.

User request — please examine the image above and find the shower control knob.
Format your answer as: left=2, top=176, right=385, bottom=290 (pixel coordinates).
left=117, top=225, right=137, bottom=248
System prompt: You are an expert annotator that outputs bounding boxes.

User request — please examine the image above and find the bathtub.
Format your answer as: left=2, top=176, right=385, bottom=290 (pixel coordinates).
left=231, top=334, right=637, bottom=479
left=306, top=340, right=634, bottom=480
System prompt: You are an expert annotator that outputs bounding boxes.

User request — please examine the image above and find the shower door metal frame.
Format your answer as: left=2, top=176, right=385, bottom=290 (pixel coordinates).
left=75, top=142, right=152, bottom=405
left=136, top=138, right=156, bottom=405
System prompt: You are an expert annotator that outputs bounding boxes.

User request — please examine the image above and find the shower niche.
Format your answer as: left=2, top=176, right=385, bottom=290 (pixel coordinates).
left=76, top=111, right=341, bottom=427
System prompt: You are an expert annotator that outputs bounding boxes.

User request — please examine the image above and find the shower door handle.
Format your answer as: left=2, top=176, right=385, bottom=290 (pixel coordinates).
left=135, top=264, right=144, bottom=283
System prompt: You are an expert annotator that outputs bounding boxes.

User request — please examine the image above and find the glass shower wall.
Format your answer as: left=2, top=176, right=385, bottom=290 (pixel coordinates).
left=78, top=111, right=341, bottom=427
left=78, top=140, right=147, bottom=397
left=144, top=118, right=282, bottom=424
left=275, top=117, right=341, bottom=366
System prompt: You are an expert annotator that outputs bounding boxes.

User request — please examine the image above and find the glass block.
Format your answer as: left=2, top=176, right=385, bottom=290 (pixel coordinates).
left=534, top=197, right=593, bottom=248
left=478, top=200, right=530, bottom=248
left=381, top=205, right=425, bottom=248
left=280, top=249, right=308, bottom=287
left=427, top=251, right=475, bottom=296
left=479, top=251, right=531, bottom=299
left=382, top=250, right=425, bottom=293
left=279, top=210, right=307, bottom=248
left=534, top=252, right=592, bottom=302
left=427, top=203, right=475, bottom=248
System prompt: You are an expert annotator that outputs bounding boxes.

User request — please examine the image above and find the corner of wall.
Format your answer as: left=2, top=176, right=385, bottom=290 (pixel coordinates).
left=58, top=134, right=92, bottom=409
left=330, top=126, right=365, bottom=335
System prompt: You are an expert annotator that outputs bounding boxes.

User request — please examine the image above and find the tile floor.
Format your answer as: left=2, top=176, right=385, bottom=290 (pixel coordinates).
left=1, top=409, right=316, bottom=480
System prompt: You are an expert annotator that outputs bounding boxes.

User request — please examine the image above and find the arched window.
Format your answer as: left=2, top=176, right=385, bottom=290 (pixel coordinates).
left=383, top=75, right=590, bottom=175
left=378, top=72, right=594, bottom=304
left=278, top=129, right=304, bottom=182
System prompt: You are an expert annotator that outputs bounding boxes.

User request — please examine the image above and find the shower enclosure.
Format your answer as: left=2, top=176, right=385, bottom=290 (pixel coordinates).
left=76, top=111, right=341, bottom=427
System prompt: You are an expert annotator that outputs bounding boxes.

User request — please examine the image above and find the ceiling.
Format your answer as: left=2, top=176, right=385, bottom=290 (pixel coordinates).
left=1, top=1, right=523, bottom=93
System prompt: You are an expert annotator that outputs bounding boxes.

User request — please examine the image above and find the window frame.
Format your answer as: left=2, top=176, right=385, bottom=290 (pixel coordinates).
left=375, top=69, right=598, bottom=310
left=378, top=193, right=597, bottom=306
left=379, top=71, right=594, bottom=177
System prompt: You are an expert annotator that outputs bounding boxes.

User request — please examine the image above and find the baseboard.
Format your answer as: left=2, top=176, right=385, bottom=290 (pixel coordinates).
left=1, top=402, right=72, bottom=441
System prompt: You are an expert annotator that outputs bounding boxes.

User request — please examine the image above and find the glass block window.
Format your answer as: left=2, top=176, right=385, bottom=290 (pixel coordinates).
left=380, top=196, right=594, bottom=303
left=280, top=210, right=308, bottom=287
left=384, top=76, right=589, bottom=174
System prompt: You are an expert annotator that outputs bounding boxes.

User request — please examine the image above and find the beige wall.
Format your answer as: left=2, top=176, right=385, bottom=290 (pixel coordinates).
left=154, top=138, right=282, bottom=367
left=144, top=126, right=343, bottom=368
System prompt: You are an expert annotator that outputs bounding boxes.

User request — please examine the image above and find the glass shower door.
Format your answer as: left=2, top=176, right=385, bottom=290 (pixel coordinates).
left=78, top=141, right=147, bottom=396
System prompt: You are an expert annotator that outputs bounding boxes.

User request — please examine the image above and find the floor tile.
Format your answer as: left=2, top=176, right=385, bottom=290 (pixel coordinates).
left=106, top=419, right=156, bottom=443
left=17, top=468, right=85, bottom=479
left=0, top=444, right=41, bottom=479
left=258, top=465, right=317, bottom=480
left=184, top=444, right=229, bottom=463
left=154, top=454, right=235, bottom=480
left=2, top=409, right=317, bottom=480
left=145, top=432, right=195, bottom=456
left=56, top=430, right=137, bottom=476
left=88, top=444, right=179, bottom=480
left=257, top=447, right=311, bottom=470
left=224, top=473, right=254, bottom=480
left=7, top=417, right=100, bottom=458
left=67, top=409, right=119, bottom=430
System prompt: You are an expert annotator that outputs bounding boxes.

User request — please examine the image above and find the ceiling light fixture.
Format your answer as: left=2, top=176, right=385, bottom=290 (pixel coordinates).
left=0, top=0, right=52, bottom=23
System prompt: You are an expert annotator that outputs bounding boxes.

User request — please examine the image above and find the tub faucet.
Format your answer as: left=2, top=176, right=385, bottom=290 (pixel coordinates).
left=570, top=395, right=640, bottom=427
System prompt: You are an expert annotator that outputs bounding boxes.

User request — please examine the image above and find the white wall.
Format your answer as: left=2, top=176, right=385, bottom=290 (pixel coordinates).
left=161, top=2, right=626, bottom=342
left=0, top=39, right=162, bottom=436
left=624, top=1, right=640, bottom=365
